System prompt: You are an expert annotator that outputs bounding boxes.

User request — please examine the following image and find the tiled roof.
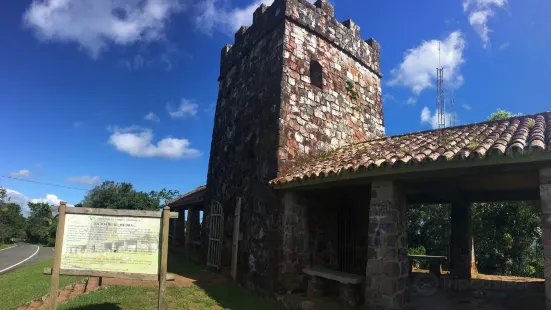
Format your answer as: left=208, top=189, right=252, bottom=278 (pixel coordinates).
left=166, top=185, right=206, bottom=206
left=271, top=112, right=551, bottom=185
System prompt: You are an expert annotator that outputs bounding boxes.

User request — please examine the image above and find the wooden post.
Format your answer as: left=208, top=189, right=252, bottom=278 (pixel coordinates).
left=49, top=201, right=67, bottom=310
left=158, top=206, right=170, bottom=310
left=231, top=198, right=241, bottom=280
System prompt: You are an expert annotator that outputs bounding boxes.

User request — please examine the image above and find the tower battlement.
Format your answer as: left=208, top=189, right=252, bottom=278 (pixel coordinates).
left=220, top=0, right=381, bottom=79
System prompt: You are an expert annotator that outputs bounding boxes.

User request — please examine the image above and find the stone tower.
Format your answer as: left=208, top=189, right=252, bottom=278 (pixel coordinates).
left=205, top=0, right=384, bottom=293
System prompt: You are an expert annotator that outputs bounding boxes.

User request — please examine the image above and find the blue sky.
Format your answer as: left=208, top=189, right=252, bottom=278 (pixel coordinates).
left=1, top=0, right=550, bottom=214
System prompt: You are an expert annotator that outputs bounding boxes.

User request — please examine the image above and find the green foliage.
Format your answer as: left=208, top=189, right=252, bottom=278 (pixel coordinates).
left=346, top=80, right=359, bottom=101
left=486, top=109, right=522, bottom=121
left=408, top=201, right=543, bottom=278
left=0, top=203, right=26, bottom=243
left=472, top=201, right=542, bottom=278
left=0, top=187, right=26, bottom=243
left=407, top=204, right=451, bottom=270
left=26, top=202, right=54, bottom=245
left=81, top=181, right=180, bottom=210
left=408, top=246, right=427, bottom=255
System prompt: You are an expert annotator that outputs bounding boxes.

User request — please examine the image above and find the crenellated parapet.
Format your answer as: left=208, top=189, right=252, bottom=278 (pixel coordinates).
left=219, top=0, right=381, bottom=79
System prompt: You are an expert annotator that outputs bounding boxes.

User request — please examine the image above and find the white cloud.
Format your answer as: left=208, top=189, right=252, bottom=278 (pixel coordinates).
left=499, top=42, right=510, bottom=50
left=67, top=176, right=101, bottom=186
left=420, top=106, right=453, bottom=129
left=388, top=31, right=466, bottom=96
left=406, top=97, right=417, bottom=105
left=144, top=112, right=160, bottom=122
left=9, top=169, right=31, bottom=178
left=462, top=104, right=472, bottom=110
left=196, top=0, right=271, bottom=34
left=5, top=189, right=73, bottom=217
left=23, top=0, right=184, bottom=58
left=108, top=126, right=201, bottom=159
left=196, top=0, right=315, bottom=35
left=167, top=99, right=198, bottom=119
left=463, top=0, right=507, bottom=48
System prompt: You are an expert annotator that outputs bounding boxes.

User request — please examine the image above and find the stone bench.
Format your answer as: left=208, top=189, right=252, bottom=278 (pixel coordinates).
left=303, top=267, right=364, bottom=308
left=408, top=254, right=447, bottom=277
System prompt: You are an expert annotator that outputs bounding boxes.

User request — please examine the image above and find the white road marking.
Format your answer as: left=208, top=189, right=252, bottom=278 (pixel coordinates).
left=0, top=245, right=40, bottom=273
left=0, top=243, right=17, bottom=252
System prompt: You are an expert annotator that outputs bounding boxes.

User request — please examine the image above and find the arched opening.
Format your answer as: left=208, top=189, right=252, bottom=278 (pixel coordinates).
left=310, top=60, right=323, bottom=89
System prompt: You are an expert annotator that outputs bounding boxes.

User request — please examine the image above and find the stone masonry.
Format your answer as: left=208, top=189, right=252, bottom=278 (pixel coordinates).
left=279, top=0, right=384, bottom=162
left=450, top=200, right=473, bottom=282
left=205, top=0, right=384, bottom=296
left=281, top=192, right=310, bottom=292
left=540, top=167, right=551, bottom=309
left=366, top=181, right=409, bottom=309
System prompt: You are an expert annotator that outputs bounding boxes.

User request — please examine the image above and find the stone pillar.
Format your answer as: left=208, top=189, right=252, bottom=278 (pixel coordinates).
left=366, top=181, right=409, bottom=310
left=186, top=207, right=194, bottom=250
left=539, top=167, right=551, bottom=309
left=450, top=200, right=472, bottom=281
left=281, top=191, right=310, bottom=293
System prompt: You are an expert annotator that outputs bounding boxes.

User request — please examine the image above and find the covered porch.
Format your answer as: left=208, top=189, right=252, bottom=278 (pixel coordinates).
left=166, top=185, right=206, bottom=256
left=272, top=113, right=551, bottom=309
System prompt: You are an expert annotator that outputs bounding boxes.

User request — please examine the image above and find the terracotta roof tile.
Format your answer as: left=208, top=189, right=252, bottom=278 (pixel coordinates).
left=166, top=185, right=206, bottom=206
left=271, top=112, right=551, bottom=185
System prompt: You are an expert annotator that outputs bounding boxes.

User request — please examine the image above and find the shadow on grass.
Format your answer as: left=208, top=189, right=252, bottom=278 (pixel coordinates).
left=167, top=248, right=277, bottom=310
left=64, top=303, right=121, bottom=310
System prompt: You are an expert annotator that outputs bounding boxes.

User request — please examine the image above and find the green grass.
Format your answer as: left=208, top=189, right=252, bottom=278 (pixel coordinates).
left=59, top=251, right=276, bottom=310
left=0, top=243, right=14, bottom=250
left=59, top=284, right=276, bottom=310
left=0, top=259, right=84, bottom=309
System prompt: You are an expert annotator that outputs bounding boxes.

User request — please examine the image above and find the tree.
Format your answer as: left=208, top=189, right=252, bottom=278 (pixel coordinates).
left=26, top=202, right=54, bottom=245
left=486, top=109, right=522, bottom=121
left=81, top=181, right=180, bottom=210
left=0, top=187, right=26, bottom=243
left=0, top=203, right=26, bottom=243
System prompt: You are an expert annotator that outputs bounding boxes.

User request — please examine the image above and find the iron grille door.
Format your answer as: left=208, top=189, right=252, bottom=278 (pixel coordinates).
left=207, top=200, right=224, bottom=269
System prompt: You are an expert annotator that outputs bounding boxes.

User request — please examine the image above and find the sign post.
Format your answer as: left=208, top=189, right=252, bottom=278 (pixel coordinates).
left=49, top=201, right=67, bottom=310
left=47, top=203, right=177, bottom=309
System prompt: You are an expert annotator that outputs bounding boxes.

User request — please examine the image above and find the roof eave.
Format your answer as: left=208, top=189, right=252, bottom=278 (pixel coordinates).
left=272, top=150, right=551, bottom=190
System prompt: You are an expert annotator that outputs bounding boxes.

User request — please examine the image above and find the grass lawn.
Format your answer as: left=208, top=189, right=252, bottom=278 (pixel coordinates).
left=59, top=251, right=276, bottom=310
left=0, top=259, right=84, bottom=309
left=59, top=284, right=277, bottom=310
left=0, top=243, right=15, bottom=250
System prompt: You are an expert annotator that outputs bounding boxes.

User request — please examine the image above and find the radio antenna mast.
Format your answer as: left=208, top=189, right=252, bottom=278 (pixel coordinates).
left=437, top=42, right=445, bottom=129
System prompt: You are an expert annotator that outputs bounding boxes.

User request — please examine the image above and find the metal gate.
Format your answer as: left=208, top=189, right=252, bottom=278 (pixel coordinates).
left=207, top=200, right=224, bottom=269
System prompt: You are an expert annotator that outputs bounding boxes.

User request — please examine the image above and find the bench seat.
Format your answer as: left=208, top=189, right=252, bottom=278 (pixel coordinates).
left=303, top=267, right=363, bottom=284
left=303, top=267, right=363, bottom=308
left=408, top=255, right=447, bottom=276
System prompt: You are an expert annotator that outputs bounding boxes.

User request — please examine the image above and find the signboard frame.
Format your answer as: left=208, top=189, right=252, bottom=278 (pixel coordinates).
left=48, top=202, right=178, bottom=310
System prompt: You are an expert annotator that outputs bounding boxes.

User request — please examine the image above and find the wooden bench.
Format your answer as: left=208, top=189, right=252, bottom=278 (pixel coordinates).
left=408, top=255, right=447, bottom=276
left=303, top=267, right=363, bottom=308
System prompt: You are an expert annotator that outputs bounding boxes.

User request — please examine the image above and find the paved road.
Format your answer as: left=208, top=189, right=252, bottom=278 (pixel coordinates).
left=0, top=242, right=54, bottom=275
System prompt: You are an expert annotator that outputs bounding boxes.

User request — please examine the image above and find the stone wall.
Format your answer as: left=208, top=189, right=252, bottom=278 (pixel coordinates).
left=204, top=17, right=285, bottom=294
left=539, top=167, right=551, bottom=309
left=281, top=192, right=310, bottom=292
left=279, top=0, right=384, bottom=163
left=450, top=201, right=473, bottom=281
left=366, top=182, right=409, bottom=309
left=205, top=0, right=383, bottom=295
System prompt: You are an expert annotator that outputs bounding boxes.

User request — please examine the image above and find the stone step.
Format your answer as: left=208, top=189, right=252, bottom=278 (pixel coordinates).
left=85, top=277, right=100, bottom=292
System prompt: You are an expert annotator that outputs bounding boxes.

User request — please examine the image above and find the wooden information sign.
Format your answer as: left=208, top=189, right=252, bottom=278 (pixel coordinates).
left=48, top=202, right=178, bottom=310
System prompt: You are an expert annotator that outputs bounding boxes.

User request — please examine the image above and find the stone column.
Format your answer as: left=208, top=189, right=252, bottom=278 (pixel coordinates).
left=366, top=181, right=409, bottom=310
left=186, top=206, right=195, bottom=250
left=281, top=191, right=310, bottom=293
left=450, top=200, right=472, bottom=281
left=540, top=168, right=551, bottom=310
